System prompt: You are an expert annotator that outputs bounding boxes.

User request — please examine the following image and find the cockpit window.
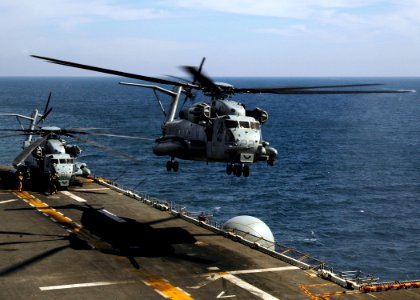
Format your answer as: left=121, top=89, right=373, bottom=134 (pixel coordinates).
left=239, top=121, right=250, bottom=128
left=225, top=120, right=238, bottom=128
left=251, top=122, right=260, bottom=130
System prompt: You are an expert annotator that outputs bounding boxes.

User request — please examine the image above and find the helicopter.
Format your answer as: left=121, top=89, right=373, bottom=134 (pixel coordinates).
left=0, top=92, right=140, bottom=188
left=31, top=55, right=414, bottom=177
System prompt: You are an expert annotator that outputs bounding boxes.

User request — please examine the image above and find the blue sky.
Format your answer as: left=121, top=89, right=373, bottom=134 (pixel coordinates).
left=1, top=0, right=420, bottom=77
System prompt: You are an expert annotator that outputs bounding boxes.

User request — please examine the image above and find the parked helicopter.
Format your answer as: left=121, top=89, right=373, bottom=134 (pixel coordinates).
left=0, top=93, right=140, bottom=188
left=31, top=55, right=414, bottom=177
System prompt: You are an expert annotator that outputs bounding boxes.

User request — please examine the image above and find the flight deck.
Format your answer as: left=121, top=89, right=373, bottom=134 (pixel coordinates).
left=0, top=174, right=419, bottom=299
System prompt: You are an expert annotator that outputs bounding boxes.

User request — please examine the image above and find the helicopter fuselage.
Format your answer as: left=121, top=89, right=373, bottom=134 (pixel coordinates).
left=23, top=137, right=90, bottom=187
left=153, top=99, right=277, bottom=166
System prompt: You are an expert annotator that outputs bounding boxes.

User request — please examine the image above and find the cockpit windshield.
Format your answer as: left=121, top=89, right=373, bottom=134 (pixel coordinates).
left=251, top=122, right=260, bottom=130
left=225, top=119, right=260, bottom=130
left=239, top=121, right=250, bottom=128
left=50, top=158, right=74, bottom=164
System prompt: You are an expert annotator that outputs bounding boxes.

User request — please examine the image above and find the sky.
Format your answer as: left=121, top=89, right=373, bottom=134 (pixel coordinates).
left=1, top=0, right=420, bottom=77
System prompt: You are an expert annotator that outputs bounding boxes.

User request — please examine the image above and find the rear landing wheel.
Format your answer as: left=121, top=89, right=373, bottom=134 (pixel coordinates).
left=228, top=163, right=250, bottom=177
left=172, top=161, right=179, bottom=172
left=234, top=164, right=242, bottom=177
left=166, top=160, right=179, bottom=172
left=243, top=165, right=250, bottom=177
left=226, top=163, right=233, bottom=175
left=166, top=161, right=172, bottom=172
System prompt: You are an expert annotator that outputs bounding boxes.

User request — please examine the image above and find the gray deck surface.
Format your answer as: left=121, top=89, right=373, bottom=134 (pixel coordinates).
left=1, top=177, right=419, bottom=299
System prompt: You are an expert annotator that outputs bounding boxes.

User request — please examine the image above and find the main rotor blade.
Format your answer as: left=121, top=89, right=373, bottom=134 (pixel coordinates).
left=0, top=133, right=28, bottom=139
left=36, top=107, right=53, bottom=125
left=197, top=57, right=206, bottom=76
left=55, top=128, right=153, bottom=140
left=68, top=134, right=140, bottom=163
left=180, top=57, right=206, bottom=107
left=31, top=55, right=195, bottom=88
left=164, top=74, right=192, bottom=84
left=13, top=135, right=49, bottom=167
left=193, top=57, right=206, bottom=84
left=0, top=127, right=152, bottom=141
left=43, top=92, right=52, bottom=114
left=60, top=127, right=103, bottom=130
left=234, top=83, right=414, bottom=94
left=181, top=66, right=219, bottom=90
left=75, top=131, right=154, bottom=141
left=271, top=89, right=414, bottom=94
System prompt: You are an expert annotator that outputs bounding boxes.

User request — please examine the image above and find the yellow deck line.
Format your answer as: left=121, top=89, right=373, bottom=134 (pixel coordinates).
left=15, top=191, right=81, bottom=232
left=143, top=278, right=193, bottom=300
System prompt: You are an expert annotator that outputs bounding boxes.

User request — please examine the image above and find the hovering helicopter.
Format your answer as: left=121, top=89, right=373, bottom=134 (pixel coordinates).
left=0, top=93, right=139, bottom=188
left=31, top=55, right=414, bottom=177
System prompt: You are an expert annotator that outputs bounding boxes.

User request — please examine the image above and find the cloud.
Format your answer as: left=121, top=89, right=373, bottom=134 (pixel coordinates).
left=168, top=0, right=385, bottom=18
left=0, top=0, right=171, bottom=33
left=1, top=0, right=420, bottom=76
left=169, top=0, right=420, bottom=38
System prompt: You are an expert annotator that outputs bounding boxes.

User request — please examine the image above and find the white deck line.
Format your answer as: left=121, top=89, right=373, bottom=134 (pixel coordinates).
left=60, top=191, right=87, bottom=202
left=229, top=266, right=299, bottom=275
left=0, top=199, right=18, bottom=204
left=39, top=281, right=133, bottom=291
left=222, top=274, right=279, bottom=300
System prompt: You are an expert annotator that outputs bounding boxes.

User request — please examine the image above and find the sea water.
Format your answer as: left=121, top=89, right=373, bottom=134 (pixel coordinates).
left=0, top=76, right=419, bottom=281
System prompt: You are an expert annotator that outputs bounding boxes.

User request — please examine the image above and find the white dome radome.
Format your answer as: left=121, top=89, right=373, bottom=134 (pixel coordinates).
left=223, top=215, right=275, bottom=250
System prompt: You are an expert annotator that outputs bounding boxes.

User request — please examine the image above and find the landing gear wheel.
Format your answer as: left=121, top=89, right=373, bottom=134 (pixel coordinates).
left=226, top=163, right=233, bottom=175
left=166, top=160, right=179, bottom=172
left=172, top=161, right=179, bottom=172
left=234, top=164, right=242, bottom=177
left=243, top=165, right=250, bottom=177
left=166, top=161, right=172, bottom=172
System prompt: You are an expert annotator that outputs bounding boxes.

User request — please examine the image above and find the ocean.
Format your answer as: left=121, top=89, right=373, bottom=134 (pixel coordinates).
left=0, top=76, right=419, bottom=281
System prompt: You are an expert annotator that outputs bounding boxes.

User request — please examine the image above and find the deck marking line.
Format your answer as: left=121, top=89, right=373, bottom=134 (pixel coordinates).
left=229, top=266, right=299, bottom=275
left=39, top=281, right=134, bottom=291
left=61, top=190, right=87, bottom=202
left=0, top=199, right=18, bottom=204
left=190, top=266, right=298, bottom=290
left=14, top=191, right=81, bottom=232
left=143, top=278, right=193, bottom=300
left=74, top=188, right=109, bottom=191
left=222, top=274, right=278, bottom=300
left=217, top=291, right=236, bottom=298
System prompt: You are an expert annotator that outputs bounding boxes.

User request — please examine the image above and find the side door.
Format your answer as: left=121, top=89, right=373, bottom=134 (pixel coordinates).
left=207, top=119, right=225, bottom=160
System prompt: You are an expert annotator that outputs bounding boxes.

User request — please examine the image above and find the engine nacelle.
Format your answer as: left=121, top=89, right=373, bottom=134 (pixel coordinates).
left=65, top=145, right=82, bottom=157
left=32, top=146, right=43, bottom=158
left=212, top=100, right=246, bottom=116
left=246, top=107, right=268, bottom=124
left=179, top=102, right=211, bottom=124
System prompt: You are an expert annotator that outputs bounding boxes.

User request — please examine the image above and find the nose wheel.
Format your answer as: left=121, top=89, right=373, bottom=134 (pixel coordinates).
left=226, top=163, right=250, bottom=177
left=166, top=160, right=179, bottom=172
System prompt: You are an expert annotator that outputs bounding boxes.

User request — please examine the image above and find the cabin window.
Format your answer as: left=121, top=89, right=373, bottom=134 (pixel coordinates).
left=60, top=159, right=67, bottom=164
left=225, top=120, right=238, bottom=128
left=51, top=159, right=59, bottom=164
